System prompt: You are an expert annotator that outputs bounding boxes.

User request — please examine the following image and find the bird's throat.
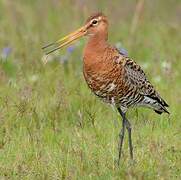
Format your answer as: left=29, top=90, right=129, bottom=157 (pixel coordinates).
left=87, top=31, right=108, bottom=49
left=84, top=31, right=108, bottom=60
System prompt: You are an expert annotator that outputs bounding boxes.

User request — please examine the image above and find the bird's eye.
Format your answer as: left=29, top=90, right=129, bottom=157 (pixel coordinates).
left=92, top=19, right=98, bottom=25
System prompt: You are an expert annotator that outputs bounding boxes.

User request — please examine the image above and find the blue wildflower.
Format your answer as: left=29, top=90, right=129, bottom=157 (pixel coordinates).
left=119, top=48, right=128, bottom=56
left=115, top=42, right=128, bottom=56
left=1, top=47, right=12, bottom=59
left=67, top=45, right=75, bottom=53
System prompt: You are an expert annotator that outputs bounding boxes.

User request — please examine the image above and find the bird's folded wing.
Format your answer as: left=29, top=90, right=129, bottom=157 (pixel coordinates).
left=121, top=56, right=169, bottom=107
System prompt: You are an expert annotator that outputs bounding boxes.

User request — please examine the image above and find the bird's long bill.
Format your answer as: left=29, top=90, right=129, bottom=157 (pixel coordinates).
left=42, top=26, right=87, bottom=55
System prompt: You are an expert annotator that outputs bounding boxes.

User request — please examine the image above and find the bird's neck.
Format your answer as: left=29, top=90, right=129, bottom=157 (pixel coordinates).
left=83, top=31, right=108, bottom=64
left=83, top=31, right=111, bottom=75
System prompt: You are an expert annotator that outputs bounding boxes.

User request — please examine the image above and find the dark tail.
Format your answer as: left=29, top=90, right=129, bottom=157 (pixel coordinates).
left=146, top=94, right=169, bottom=115
left=154, top=108, right=170, bottom=115
left=154, top=102, right=170, bottom=115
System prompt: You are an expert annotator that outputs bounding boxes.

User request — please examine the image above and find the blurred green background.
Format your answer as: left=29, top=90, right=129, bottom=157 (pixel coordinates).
left=0, top=0, right=180, bottom=179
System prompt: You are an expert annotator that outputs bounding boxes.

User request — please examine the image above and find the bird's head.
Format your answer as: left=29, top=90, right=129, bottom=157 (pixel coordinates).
left=42, top=12, right=108, bottom=55
left=85, top=12, right=108, bottom=37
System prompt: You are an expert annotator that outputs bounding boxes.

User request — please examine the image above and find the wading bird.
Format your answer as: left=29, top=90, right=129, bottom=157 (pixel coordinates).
left=42, top=13, right=169, bottom=165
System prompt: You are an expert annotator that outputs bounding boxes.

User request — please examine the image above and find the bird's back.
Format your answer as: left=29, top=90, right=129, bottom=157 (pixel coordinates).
left=83, top=45, right=169, bottom=114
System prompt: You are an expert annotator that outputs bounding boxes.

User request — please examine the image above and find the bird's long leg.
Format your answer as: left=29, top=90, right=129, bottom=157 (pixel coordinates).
left=117, top=108, right=133, bottom=164
left=125, top=118, right=133, bottom=159
left=117, top=108, right=126, bottom=165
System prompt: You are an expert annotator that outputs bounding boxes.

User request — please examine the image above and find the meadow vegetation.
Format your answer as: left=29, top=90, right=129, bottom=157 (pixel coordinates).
left=0, top=0, right=180, bottom=179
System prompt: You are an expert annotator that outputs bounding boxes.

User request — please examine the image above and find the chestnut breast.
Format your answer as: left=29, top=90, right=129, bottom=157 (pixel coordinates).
left=83, top=47, right=127, bottom=103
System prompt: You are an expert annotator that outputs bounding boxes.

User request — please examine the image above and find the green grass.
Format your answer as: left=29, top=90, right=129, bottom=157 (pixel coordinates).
left=0, top=0, right=181, bottom=179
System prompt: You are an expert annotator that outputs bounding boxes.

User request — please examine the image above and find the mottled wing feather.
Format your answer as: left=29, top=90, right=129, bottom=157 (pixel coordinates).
left=124, top=58, right=152, bottom=94
left=119, top=52, right=169, bottom=112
